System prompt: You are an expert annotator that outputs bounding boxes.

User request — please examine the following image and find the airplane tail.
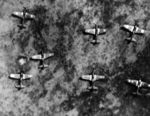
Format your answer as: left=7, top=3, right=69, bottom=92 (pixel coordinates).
left=132, top=89, right=142, bottom=96
left=126, top=37, right=136, bottom=43
left=90, top=40, right=100, bottom=45
left=38, top=64, right=49, bottom=69
left=15, top=84, right=25, bottom=89
left=131, top=38, right=136, bottom=42
left=18, top=24, right=26, bottom=29
left=87, top=86, right=98, bottom=90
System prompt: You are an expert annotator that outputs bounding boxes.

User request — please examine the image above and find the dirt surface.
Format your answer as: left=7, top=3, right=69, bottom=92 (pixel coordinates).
left=0, top=0, right=150, bottom=116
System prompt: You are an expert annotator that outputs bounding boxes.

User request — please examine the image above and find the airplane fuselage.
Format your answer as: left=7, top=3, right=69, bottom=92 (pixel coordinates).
left=95, top=25, right=98, bottom=36
left=40, top=51, right=44, bottom=60
left=19, top=73, right=24, bottom=84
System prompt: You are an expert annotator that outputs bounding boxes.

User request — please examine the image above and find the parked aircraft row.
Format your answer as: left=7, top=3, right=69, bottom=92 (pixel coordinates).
left=11, top=7, right=148, bottom=96
left=84, top=20, right=145, bottom=44
left=80, top=70, right=150, bottom=95
left=9, top=50, right=54, bottom=89
left=12, top=7, right=146, bottom=44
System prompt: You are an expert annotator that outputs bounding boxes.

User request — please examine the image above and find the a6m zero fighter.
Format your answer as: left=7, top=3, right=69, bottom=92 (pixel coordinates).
left=127, top=79, right=150, bottom=95
left=80, top=69, right=105, bottom=91
left=30, top=50, right=54, bottom=70
left=121, top=20, right=145, bottom=43
left=12, top=7, right=35, bottom=28
left=84, top=24, right=106, bottom=45
left=9, top=71, right=33, bottom=89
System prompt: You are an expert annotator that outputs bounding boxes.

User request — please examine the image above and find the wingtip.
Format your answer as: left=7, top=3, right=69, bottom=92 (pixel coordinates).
left=31, top=55, right=36, bottom=59
left=9, top=74, right=15, bottom=78
left=28, top=75, right=33, bottom=78
left=142, top=30, right=145, bottom=34
left=79, top=76, right=83, bottom=80
left=102, top=75, right=105, bottom=79
left=103, top=29, right=107, bottom=33
left=12, top=11, right=18, bottom=15
left=127, top=79, right=131, bottom=83
left=49, top=53, right=54, bottom=56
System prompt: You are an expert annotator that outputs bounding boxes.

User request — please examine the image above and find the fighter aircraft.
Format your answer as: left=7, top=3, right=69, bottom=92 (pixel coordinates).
left=121, top=20, right=145, bottom=43
left=30, top=50, right=54, bottom=70
left=127, top=79, right=150, bottom=95
left=9, top=71, right=33, bottom=89
left=30, top=50, right=54, bottom=61
left=12, top=7, right=35, bottom=28
left=84, top=24, right=106, bottom=45
left=80, top=69, right=105, bottom=91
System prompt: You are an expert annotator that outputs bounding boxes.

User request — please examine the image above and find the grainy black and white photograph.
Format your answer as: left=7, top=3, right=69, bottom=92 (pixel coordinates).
left=0, top=0, right=150, bottom=116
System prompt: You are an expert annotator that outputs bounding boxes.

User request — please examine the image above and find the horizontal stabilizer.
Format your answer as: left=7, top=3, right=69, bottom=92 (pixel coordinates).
left=126, top=37, right=131, bottom=41
left=15, top=85, right=25, bottom=89
left=90, top=40, right=100, bottom=45
left=18, top=24, right=26, bottom=29
left=126, top=38, right=136, bottom=43
left=38, top=64, right=49, bottom=69
left=132, top=92, right=142, bottom=96
left=87, top=86, right=98, bottom=90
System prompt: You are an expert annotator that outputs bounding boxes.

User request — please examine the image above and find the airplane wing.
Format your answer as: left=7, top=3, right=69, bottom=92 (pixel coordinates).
left=85, top=29, right=95, bottom=35
left=135, top=27, right=145, bottom=34
left=127, top=79, right=138, bottom=86
left=141, top=82, right=150, bottom=88
left=81, top=75, right=92, bottom=81
left=23, top=74, right=33, bottom=80
left=9, top=74, right=20, bottom=79
left=43, top=53, right=54, bottom=60
left=122, top=24, right=134, bottom=32
left=25, top=13, right=36, bottom=19
left=31, top=54, right=42, bottom=60
left=12, top=11, right=24, bottom=19
left=97, top=28, right=106, bottom=34
left=93, top=75, right=105, bottom=81
left=12, top=12, right=35, bottom=19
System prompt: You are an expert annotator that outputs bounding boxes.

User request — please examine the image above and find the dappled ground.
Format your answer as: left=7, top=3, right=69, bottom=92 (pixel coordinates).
left=0, top=0, right=150, bottom=116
